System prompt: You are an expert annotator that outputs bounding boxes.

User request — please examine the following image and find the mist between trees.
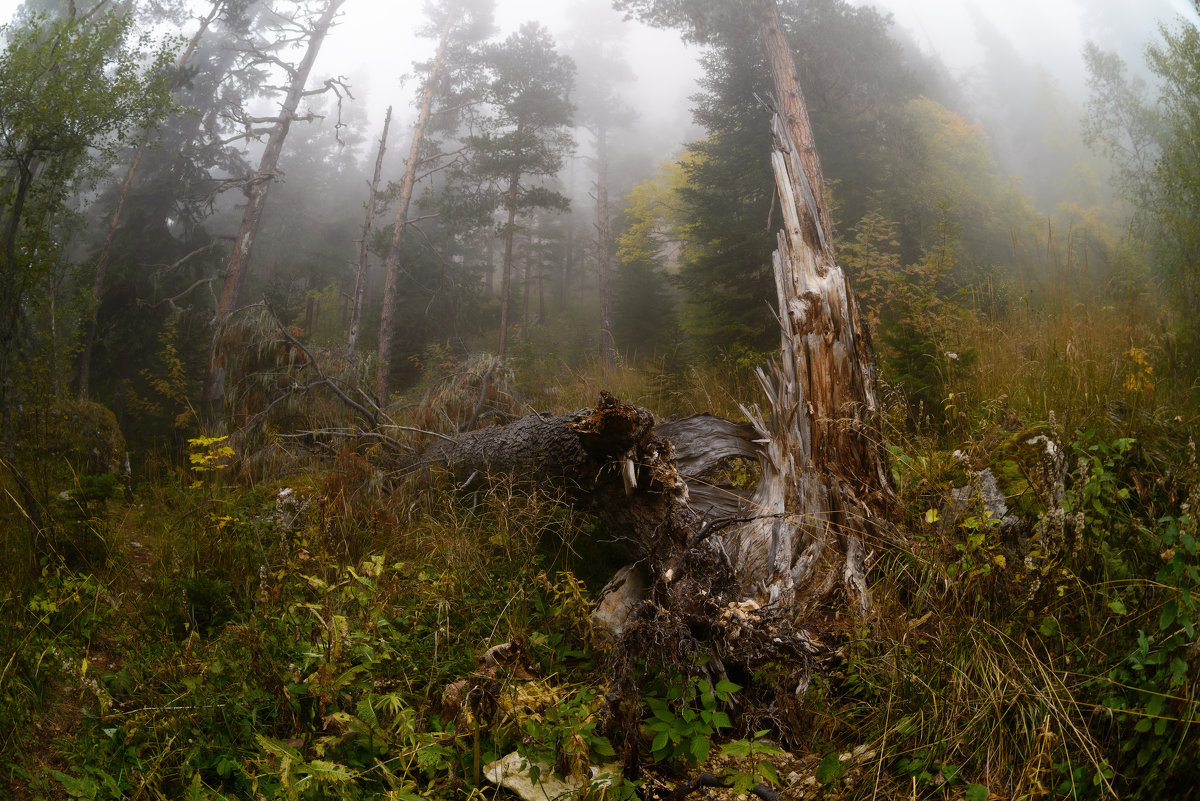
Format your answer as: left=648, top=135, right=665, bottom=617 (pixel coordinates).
left=2, top=0, right=1200, bottom=799
left=0, top=0, right=1194, bottom=442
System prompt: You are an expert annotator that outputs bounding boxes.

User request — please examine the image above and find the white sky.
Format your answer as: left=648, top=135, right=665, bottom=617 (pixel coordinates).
left=2, top=0, right=1197, bottom=166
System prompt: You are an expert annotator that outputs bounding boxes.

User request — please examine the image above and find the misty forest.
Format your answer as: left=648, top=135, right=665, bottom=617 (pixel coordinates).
left=3, top=0, right=1200, bottom=798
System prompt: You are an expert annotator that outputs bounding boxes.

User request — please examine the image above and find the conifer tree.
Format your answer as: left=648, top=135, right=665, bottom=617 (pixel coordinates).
left=465, top=22, right=574, bottom=360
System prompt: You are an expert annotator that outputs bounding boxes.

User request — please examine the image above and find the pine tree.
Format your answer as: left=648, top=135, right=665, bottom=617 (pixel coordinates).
left=464, top=22, right=574, bottom=360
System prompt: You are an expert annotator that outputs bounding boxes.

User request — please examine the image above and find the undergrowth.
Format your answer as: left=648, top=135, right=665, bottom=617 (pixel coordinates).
left=3, top=269, right=1199, bottom=801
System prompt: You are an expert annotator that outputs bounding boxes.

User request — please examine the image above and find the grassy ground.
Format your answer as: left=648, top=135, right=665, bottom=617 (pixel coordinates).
left=1, top=286, right=1198, bottom=800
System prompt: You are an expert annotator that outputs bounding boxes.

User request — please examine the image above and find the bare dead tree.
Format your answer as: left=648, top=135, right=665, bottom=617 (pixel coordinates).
left=347, top=105, right=392, bottom=357
left=208, top=0, right=348, bottom=421
left=375, top=13, right=455, bottom=403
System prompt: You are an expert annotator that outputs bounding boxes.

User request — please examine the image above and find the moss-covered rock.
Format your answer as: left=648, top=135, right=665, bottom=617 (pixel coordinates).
left=988, top=424, right=1064, bottom=519
left=16, top=400, right=129, bottom=496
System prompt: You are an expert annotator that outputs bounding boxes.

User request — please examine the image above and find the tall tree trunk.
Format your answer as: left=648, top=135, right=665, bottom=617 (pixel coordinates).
left=521, top=234, right=531, bottom=331
left=595, top=123, right=615, bottom=367
left=75, top=142, right=143, bottom=400
left=209, top=0, right=345, bottom=423
left=0, top=162, right=34, bottom=461
left=374, top=14, right=455, bottom=403
left=214, top=0, right=345, bottom=323
left=485, top=235, right=495, bottom=297
left=76, top=2, right=222, bottom=399
left=348, top=105, right=392, bottom=357
left=496, top=174, right=519, bottom=361
left=559, top=225, right=572, bottom=312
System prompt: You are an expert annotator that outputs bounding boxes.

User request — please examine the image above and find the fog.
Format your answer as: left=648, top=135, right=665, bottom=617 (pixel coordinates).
left=3, top=0, right=1199, bottom=396
left=3, top=0, right=1195, bottom=179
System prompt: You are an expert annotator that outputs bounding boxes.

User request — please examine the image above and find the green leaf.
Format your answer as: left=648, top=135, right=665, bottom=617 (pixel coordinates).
left=965, top=783, right=989, bottom=801
left=714, top=679, right=742, bottom=697
left=1108, top=599, right=1128, bottom=615
left=712, top=711, right=732, bottom=729
left=720, top=739, right=753, bottom=758
left=757, top=760, right=780, bottom=785
left=651, top=731, right=669, bottom=757
left=183, top=773, right=205, bottom=801
left=357, top=697, right=379, bottom=730
left=591, top=737, right=616, bottom=758
left=47, top=770, right=98, bottom=800
left=816, top=752, right=846, bottom=785
left=1160, top=601, right=1177, bottom=631
left=688, top=735, right=710, bottom=764
left=257, top=734, right=303, bottom=762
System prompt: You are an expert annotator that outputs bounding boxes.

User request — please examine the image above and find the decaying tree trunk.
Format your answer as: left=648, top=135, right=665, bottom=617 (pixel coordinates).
left=721, top=0, right=892, bottom=612
left=429, top=0, right=892, bottom=619
left=427, top=391, right=824, bottom=694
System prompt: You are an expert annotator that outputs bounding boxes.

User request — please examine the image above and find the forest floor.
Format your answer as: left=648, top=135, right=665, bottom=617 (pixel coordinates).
left=3, top=302, right=1199, bottom=800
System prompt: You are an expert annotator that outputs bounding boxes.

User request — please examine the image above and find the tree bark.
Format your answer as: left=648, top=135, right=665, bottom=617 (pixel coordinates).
left=716, top=0, right=891, bottom=611
left=214, top=0, right=345, bottom=324
left=209, top=0, right=345, bottom=422
left=348, top=105, right=392, bottom=357
left=496, top=173, right=519, bottom=361
left=375, top=14, right=455, bottom=403
left=428, top=392, right=700, bottom=565
left=595, top=123, right=615, bottom=367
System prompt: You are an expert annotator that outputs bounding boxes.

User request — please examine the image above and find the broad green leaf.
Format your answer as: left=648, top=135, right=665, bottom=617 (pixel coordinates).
left=720, top=739, right=753, bottom=758
left=1160, top=601, right=1177, bottom=631
left=816, top=752, right=846, bottom=785
left=965, top=783, right=989, bottom=801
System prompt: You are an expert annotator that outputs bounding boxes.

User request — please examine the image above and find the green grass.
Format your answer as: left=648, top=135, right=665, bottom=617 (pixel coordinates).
left=3, top=264, right=1199, bottom=801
